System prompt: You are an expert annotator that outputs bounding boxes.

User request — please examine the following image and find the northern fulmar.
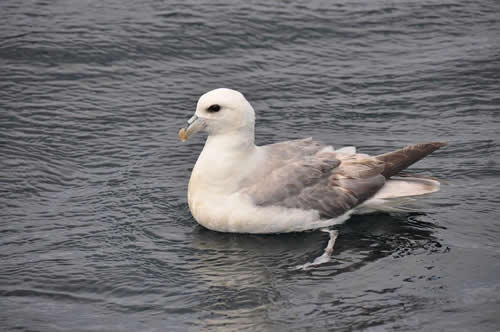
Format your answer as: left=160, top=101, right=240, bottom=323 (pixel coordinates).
left=178, top=88, right=446, bottom=235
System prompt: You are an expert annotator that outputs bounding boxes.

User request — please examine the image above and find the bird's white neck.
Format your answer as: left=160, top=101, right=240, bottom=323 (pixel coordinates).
left=189, top=131, right=259, bottom=195
left=206, top=128, right=255, bottom=152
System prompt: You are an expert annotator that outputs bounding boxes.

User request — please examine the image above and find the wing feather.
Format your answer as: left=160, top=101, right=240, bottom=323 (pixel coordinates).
left=242, top=140, right=387, bottom=218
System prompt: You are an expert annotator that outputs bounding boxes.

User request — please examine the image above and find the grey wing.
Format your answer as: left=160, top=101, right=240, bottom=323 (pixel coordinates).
left=242, top=145, right=387, bottom=218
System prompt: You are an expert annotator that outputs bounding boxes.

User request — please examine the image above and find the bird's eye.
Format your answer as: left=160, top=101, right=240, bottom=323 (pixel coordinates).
left=207, top=104, right=221, bottom=113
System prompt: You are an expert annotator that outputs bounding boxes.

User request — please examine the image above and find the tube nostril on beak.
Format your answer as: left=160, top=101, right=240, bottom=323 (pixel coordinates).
left=178, top=115, right=206, bottom=142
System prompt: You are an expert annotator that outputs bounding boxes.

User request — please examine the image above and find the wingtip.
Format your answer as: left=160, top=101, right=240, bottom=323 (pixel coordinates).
left=435, top=141, right=448, bottom=147
left=420, top=141, right=448, bottom=149
left=376, top=141, right=448, bottom=178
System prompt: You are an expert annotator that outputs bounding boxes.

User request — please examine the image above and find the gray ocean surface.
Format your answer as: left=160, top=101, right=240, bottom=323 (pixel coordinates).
left=1, top=1, right=500, bottom=331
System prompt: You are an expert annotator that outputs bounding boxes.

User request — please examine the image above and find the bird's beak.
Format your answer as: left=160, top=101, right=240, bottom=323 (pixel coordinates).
left=178, top=115, right=206, bottom=142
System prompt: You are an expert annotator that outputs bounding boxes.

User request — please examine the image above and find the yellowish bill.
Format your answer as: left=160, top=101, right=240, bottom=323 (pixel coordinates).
left=178, top=128, right=188, bottom=142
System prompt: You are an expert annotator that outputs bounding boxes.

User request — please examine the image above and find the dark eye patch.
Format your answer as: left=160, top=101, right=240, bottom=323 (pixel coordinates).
left=207, top=104, right=221, bottom=113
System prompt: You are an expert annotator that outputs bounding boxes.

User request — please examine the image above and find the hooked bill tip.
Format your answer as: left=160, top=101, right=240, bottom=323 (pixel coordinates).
left=178, top=128, right=188, bottom=142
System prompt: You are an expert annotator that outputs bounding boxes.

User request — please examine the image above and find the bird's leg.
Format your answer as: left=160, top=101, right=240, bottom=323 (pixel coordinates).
left=295, top=228, right=339, bottom=270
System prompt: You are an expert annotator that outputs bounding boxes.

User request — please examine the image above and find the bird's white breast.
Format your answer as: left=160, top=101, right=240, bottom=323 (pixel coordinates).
left=186, top=137, right=345, bottom=233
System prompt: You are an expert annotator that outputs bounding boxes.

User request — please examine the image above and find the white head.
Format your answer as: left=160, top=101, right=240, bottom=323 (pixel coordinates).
left=178, top=88, right=255, bottom=141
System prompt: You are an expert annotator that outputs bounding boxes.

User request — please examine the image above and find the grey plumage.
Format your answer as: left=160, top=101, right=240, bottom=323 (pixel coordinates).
left=242, top=139, right=445, bottom=218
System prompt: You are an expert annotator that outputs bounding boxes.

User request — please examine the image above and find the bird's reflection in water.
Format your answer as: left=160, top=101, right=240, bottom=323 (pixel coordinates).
left=185, top=214, right=444, bottom=331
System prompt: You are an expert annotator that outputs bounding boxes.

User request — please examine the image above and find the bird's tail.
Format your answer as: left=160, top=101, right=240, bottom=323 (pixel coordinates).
left=354, top=176, right=441, bottom=214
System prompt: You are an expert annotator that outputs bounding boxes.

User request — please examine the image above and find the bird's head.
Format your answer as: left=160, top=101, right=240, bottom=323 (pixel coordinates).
left=179, top=88, right=255, bottom=141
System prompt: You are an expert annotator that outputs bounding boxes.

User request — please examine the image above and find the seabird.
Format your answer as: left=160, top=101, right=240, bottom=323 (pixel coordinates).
left=179, top=88, right=446, bottom=235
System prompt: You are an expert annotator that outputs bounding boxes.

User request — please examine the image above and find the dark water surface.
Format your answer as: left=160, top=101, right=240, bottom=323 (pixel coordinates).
left=1, top=0, right=500, bottom=331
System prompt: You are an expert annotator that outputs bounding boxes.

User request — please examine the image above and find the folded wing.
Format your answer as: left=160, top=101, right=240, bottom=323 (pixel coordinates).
left=242, top=139, right=387, bottom=218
